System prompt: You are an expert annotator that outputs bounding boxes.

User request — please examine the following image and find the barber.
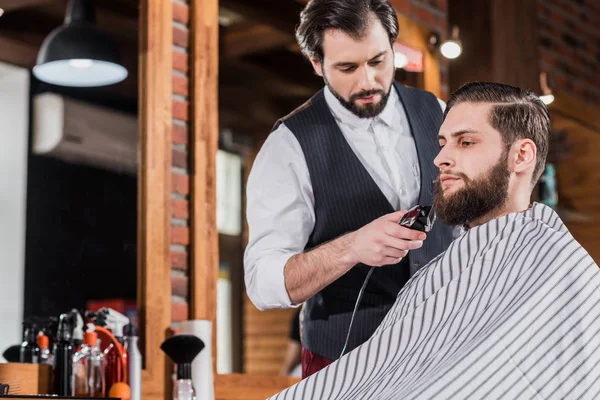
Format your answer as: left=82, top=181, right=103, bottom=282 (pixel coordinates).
left=244, top=0, right=454, bottom=378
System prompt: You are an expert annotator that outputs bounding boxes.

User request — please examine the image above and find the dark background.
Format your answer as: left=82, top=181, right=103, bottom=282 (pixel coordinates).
left=23, top=75, right=138, bottom=320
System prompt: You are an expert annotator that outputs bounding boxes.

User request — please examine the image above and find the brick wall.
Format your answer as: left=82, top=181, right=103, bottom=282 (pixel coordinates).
left=390, top=0, right=450, bottom=99
left=538, top=0, right=600, bottom=106
left=171, top=0, right=191, bottom=326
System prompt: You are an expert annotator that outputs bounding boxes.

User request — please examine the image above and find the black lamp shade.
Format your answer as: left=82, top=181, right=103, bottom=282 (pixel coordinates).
left=33, top=0, right=128, bottom=87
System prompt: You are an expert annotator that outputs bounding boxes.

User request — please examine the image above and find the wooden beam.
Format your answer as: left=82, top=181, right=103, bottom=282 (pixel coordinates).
left=242, top=49, right=322, bottom=94
left=138, top=0, right=172, bottom=399
left=219, top=0, right=303, bottom=35
left=189, top=0, right=219, bottom=357
left=219, top=85, right=282, bottom=128
left=221, top=23, right=294, bottom=59
left=0, top=8, right=57, bottom=46
left=220, top=61, right=316, bottom=98
left=0, top=2, right=139, bottom=46
left=0, top=0, right=50, bottom=12
left=0, top=37, right=38, bottom=68
left=219, top=109, right=273, bottom=140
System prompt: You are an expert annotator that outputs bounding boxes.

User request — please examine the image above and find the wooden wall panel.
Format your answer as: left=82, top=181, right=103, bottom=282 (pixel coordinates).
left=215, top=374, right=300, bottom=400
left=551, top=114, right=600, bottom=263
left=448, top=0, right=540, bottom=93
left=243, top=294, right=297, bottom=375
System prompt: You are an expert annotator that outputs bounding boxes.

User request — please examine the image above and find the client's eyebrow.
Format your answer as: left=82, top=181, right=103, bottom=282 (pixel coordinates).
left=438, top=129, right=481, bottom=140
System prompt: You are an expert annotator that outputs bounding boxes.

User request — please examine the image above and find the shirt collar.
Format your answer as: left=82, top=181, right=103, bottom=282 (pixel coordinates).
left=323, top=85, right=397, bottom=130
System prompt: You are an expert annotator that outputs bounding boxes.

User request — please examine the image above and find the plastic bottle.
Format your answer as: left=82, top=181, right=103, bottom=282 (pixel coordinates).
left=20, top=321, right=40, bottom=364
left=99, top=308, right=129, bottom=395
left=37, top=334, right=53, bottom=366
left=52, top=314, right=73, bottom=396
left=73, top=324, right=105, bottom=397
left=124, top=324, right=142, bottom=400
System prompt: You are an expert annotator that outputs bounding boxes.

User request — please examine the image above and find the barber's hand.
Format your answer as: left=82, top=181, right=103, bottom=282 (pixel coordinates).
left=348, top=210, right=426, bottom=267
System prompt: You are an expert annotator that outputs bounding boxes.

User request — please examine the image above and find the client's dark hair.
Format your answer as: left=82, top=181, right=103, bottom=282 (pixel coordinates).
left=295, top=0, right=399, bottom=62
left=444, top=82, right=551, bottom=183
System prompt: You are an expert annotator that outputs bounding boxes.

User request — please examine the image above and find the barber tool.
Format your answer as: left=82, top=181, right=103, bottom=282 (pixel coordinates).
left=160, top=334, right=205, bottom=400
left=339, top=205, right=436, bottom=359
left=398, top=205, right=436, bottom=233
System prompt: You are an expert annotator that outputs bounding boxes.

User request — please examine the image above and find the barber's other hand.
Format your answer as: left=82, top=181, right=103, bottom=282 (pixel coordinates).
left=347, top=210, right=426, bottom=267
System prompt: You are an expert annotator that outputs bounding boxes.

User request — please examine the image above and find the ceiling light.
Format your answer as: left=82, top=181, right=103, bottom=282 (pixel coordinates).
left=440, top=26, right=462, bottom=59
left=33, top=0, right=127, bottom=87
left=394, top=51, right=408, bottom=69
left=540, top=94, right=554, bottom=105
left=539, top=72, right=554, bottom=105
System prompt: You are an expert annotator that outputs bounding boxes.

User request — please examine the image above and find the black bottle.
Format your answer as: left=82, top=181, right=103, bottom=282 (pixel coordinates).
left=52, top=314, right=73, bottom=396
left=19, top=321, right=40, bottom=364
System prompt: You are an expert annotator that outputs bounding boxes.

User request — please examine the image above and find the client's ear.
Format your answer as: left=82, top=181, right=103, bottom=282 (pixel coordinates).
left=512, top=139, right=537, bottom=174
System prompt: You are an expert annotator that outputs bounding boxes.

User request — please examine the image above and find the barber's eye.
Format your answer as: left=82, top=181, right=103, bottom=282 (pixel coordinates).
left=369, top=60, right=382, bottom=66
left=341, top=67, right=357, bottom=73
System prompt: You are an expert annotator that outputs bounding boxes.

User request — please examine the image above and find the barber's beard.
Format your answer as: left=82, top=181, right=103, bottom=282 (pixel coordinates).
left=433, top=153, right=510, bottom=228
left=323, top=74, right=392, bottom=119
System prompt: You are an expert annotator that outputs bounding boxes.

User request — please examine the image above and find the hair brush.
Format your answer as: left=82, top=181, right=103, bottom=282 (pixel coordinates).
left=160, top=334, right=205, bottom=380
left=2, top=345, right=21, bottom=363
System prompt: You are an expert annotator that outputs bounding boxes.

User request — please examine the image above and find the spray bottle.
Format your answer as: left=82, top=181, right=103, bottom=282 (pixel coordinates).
left=89, top=307, right=129, bottom=396
left=20, top=319, right=40, bottom=364
left=72, top=323, right=105, bottom=397
left=37, top=333, right=53, bottom=366
left=68, top=309, right=85, bottom=352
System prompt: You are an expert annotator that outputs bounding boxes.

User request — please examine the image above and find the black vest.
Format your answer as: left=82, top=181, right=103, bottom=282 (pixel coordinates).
left=272, top=83, right=454, bottom=361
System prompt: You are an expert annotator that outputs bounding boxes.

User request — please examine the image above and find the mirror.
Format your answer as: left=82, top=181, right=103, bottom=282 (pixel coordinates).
left=0, top=0, right=140, bottom=358
left=0, top=0, right=173, bottom=398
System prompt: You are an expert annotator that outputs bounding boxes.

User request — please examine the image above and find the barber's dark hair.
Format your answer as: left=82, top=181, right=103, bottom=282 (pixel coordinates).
left=444, top=82, right=551, bottom=183
left=295, top=0, right=399, bottom=62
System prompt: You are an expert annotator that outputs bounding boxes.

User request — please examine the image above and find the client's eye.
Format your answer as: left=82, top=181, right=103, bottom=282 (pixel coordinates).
left=461, top=140, right=474, bottom=147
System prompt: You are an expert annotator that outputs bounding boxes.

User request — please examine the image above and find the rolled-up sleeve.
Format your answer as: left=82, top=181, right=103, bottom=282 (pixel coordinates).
left=243, top=123, right=315, bottom=310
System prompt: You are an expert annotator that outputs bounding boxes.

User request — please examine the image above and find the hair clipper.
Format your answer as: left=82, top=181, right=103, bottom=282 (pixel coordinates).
left=399, top=205, right=436, bottom=232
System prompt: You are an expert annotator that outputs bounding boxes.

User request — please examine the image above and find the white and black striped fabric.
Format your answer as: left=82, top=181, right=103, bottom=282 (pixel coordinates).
left=270, top=203, right=600, bottom=399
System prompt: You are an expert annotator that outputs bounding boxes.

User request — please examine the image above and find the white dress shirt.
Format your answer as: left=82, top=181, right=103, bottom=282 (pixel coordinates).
left=244, top=86, right=446, bottom=310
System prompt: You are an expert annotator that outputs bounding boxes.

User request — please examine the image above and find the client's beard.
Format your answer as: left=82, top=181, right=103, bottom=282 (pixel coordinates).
left=433, top=154, right=510, bottom=227
left=324, top=75, right=392, bottom=119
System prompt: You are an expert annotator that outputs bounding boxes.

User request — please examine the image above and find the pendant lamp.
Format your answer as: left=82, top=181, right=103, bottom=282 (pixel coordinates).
left=33, top=0, right=128, bottom=87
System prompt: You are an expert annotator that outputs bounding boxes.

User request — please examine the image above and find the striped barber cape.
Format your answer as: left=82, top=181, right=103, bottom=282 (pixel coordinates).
left=270, top=202, right=600, bottom=399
